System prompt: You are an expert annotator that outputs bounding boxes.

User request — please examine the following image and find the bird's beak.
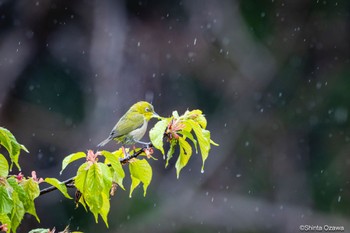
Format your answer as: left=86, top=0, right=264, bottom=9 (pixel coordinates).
left=152, top=112, right=160, bottom=118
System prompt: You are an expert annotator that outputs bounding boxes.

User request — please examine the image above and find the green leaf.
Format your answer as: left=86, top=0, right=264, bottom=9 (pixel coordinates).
left=188, top=120, right=211, bottom=172
left=99, top=163, right=112, bottom=196
left=187, top=109, right=207, bottom=128
left=210, top=139, right=219, bottom=146
left=175, top=137, right=192, bottom=178
left=44, top=178, right=72, bottom=199
left=20, top=144, right=29, bottom=153
left=21, top=179, right=40, bottom=201
left=129, top=177, right=140, bottom=198
left=172, top=111, right=180, bottom=118
left=75, top=162, right=89, bottom=194
left=100, top=151, right=125, bottom=190
left=100, top=192, right=110, bottom=228
left=21, top=179, right=40, bottom=222
left=129, top=159, right=152, bottom=197
left=7, top=177, right=29, bottom=215
left=149, top=118, right=170, bottom=155
left=60, top=152, right=86, bottom=175
left=179, top=130, right=198, bottom=154
left=112, top=148, right=124, bottom=159
left=0, top=213, right=11, bottom=232
left=0, top=127, right=13, bottom=156
left=0, top=186, right=13, bottom=214
left=10, top=191, right=25, bottom=233
left=75, top=162, right=108, bottom=222
left=0, top=127, right=29, bottom=171
left=165, top=140, right=177, bottom=167
left=0, top=154, right=9, bottom=177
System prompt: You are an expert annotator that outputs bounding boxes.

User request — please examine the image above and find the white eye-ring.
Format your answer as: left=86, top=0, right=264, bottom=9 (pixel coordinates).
left=145, top=107, right=150, bottom=112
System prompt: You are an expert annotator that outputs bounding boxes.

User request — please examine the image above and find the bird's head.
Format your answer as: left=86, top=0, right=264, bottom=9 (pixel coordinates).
left=131, top=101, right=159, bottom=121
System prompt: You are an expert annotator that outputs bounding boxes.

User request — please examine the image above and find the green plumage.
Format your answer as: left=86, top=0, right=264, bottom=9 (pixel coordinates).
left=97, top=101, right=158, bottom=147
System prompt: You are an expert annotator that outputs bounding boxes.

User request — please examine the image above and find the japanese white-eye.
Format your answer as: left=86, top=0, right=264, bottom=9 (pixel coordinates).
left=97, top=101, right=158, bottom=147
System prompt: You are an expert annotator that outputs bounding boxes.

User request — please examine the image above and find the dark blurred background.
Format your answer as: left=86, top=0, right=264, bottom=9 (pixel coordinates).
left=1, top=0, right=350, bottom=232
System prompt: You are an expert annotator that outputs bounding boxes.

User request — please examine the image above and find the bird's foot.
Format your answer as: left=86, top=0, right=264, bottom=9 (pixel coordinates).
left=135, top=140, right=152, bottom=148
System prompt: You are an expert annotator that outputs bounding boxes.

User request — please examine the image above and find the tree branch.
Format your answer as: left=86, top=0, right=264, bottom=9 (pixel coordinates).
left=39, top=144, right=153, bottom=196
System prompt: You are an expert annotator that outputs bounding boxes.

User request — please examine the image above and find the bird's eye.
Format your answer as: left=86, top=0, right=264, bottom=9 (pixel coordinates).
left=145, top=107, right=150, bottom=112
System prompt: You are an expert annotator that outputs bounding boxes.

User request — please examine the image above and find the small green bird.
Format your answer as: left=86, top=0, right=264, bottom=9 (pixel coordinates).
left=97, top=101, right=159, bottom=149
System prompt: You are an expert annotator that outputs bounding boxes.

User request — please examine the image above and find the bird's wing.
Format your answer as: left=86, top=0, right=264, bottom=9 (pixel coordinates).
left=113, top=113, right=144, bottom=137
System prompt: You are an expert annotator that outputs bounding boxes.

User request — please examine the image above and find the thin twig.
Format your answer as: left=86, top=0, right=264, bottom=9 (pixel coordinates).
left=39, top=144, right=153, bottom=196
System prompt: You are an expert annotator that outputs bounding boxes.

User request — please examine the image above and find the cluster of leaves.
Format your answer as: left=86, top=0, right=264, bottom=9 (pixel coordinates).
left=150, top=109, right=218, bottom=178
left=0, top=108, right=217, bottom=232
left=0, top=127, right=72, bottom=233
left=59, top=148, right=152, bottom=227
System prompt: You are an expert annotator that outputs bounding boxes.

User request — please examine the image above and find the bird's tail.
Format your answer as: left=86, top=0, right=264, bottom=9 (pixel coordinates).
left=97, top=138, right=111, bottom=147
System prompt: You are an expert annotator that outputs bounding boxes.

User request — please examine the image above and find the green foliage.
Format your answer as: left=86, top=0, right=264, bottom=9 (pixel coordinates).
left=0, top=127, right=41, bottom=233
left=0, top=106, right=217, bottom=232
left=100, top=150, right=125, bottom=190
left=0, top=154, right=9, bottom=177
left=150, top=109, right=218, bottom=177
left=149, top=119, right=170, bottom=155
left=65, top=152, right=111, bottom=227
left=129, top=159, right=152, bottom=197
left=60, top=152, right=86, bottom=175
left=44, top=178, right=72, bottom=199
left=0, top=127, right=29, bottom=171
left=0, top=175, right=42, bottom=233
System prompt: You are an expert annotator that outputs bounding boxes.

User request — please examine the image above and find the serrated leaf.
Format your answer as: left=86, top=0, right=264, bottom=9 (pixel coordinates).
left=100, top=151, right=125, bottom=190
left=0, top=186, right=13, bottom=214
left=194, top=114, right=207, bottom=129
left=7, top=177, right=26, bottom=200
left=84, top=163, right=104, bottom=223
left=129, top=159, right=152, bottom=197
left=10, top=191, right=25, bottom=233
left=129, top=177, right=140, bottom=198
left=149, top=118, right=170, bottom=155
left=100, top=192, right=110, bottom=228
left=0, top=154, right=9, bottom=177
left=21, top=179, right=40, bottom=222
left=0, top=127, right=28, bottom=171
left=22, top=179, right=40, bottom=200
left=0, top=127, right=13, bottom=156
left=188, top=120, right=211, bottom=172
left=112, top=148, right=124, bottom=159
left=75, top=163, right=89, bottom=195
left=44, top=178, right=72, bottom=199
left=165, top=140, right=177, bottom=167
left=179, top=130, right=198, bottom=154
left=99, top=163, right=112, bottom=196
left=9, top=142, right=21, bottom=171
left=60, top=152, right=86, bottom=175
left=175, top=137, right=192, bottom=178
